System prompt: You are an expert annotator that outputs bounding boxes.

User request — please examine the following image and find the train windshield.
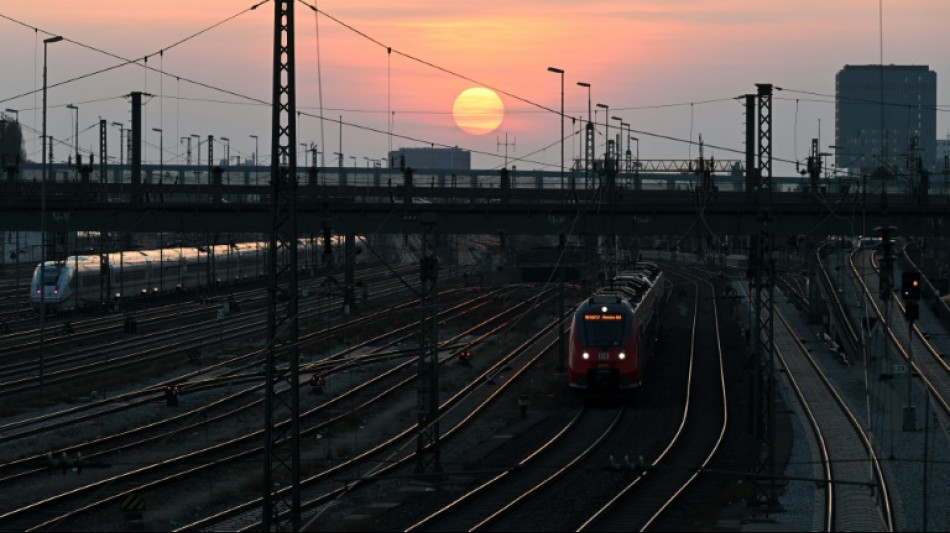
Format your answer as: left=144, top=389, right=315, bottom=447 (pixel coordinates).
left=36, top=264, right=61, bottom=285
left=579, top=312, right=628, bottom=346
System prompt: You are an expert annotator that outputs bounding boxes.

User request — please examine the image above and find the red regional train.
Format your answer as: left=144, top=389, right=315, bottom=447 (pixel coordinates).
left=568, top=262, right=666, bottom=394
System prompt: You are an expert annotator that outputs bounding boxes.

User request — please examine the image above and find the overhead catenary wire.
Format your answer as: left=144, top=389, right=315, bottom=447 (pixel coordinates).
left=0, top=2, right=271, bottom=109
left=5, top=4, right=908, bottom=176
left=2, top=3, right=762, bottom=172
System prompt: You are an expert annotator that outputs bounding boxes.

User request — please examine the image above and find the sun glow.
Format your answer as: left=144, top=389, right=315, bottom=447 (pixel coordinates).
left=452, top=87, right=504, bottom=135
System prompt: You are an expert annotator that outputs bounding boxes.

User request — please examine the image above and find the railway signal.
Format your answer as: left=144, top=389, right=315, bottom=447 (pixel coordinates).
left=309, top=374, right=324, bottom=394
left=901, top=271, right=921, bottom=301
left=164, top=385, right=179, bottom=407
left=902, top=271, right=921, bottom=322
left=904, top=301, right=919, bottom=322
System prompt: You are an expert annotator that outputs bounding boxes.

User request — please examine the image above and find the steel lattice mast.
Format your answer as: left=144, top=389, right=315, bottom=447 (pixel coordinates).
left=750, top=82, right=777, bottom=509
left=262, top=0, right=300, bottom=530
left=416, top=217, right=442, bottom=473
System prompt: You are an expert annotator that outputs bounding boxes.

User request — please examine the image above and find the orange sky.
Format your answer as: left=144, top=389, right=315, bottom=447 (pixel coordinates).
left=1, top=1, right=948, bottom=172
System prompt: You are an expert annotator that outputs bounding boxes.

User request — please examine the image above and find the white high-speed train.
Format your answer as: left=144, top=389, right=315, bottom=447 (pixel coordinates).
left=30, top=241, right=316, bottom=313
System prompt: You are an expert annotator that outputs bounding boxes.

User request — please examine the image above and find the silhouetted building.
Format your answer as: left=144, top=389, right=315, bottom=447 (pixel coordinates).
left=835, top=64, right=937, bottom=174
left=388, top=147, right=470, bottom=170
left=938, top=138, right=950, bottom=174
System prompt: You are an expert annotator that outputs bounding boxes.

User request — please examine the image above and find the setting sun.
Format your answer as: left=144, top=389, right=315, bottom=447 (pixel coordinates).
left=452, top=87, right=504, bottom=135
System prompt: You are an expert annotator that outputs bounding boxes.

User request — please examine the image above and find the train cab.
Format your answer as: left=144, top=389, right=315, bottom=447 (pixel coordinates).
left=30, top=261, right=74, bottom=312
left=568, top=295, right=641, bottom=391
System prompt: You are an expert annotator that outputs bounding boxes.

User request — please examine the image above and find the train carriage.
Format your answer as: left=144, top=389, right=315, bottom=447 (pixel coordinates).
left=30, top=240, right=310, bottom=313
left=568, top=262, right=666, bottom=395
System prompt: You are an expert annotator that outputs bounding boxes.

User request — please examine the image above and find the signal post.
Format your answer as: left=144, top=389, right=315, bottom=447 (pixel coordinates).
left=901, top=270, right=920, bottom=431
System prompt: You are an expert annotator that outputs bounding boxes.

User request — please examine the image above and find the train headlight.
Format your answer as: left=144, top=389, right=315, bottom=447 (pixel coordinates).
left=582, top=351, right=590, bottom=360
left=619, top=351, right=626, bottom=360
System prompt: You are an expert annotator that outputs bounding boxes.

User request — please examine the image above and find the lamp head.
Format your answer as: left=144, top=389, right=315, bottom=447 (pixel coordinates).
left=547, top=67, right=564, bottom=74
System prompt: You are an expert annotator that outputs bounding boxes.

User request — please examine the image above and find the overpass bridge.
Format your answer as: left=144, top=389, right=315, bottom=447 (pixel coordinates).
left=1, top=162, right=946, bottom=240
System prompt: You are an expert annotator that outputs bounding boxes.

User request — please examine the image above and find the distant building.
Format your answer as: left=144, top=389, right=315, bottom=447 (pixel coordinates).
left=835, top=64, right=937, bottom=174
left=388, top=147, right=471, bottom=170
left=937, top=138, right=950, bottom=173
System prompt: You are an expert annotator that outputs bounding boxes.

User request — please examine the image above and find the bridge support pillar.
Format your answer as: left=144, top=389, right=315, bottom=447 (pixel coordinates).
left=344, top=230, right=356, bottom=312
left=211, top=166, right=223, bottom=204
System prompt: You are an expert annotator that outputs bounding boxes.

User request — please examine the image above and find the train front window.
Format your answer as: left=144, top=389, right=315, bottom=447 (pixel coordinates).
left=41, top=265, right=60, bottom=285
left=580, top=313, right=627, bottom=346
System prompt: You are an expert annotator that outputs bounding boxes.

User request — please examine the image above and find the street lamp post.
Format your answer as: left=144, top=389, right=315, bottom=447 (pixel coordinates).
left=152, top=128, right=163, bottom=184
left=66, top=104, right=78, bottom=166
left=630, top=136, right=640, bottom=190
left=621, top=122, right=630, bottom=173
left=111, top=122, right=124, bottom=182
left=349, top=156, right=357, bottom=168
left=597, top=103, right=610, bottom=160
left=596, top=104, right=610, bottom=189
left=250, top=134, right=259, bottom=166
left=41, top=34, right=64, bottom=391
left=576, top=82, right=591, bottom=127
left=221, top=137, right=230, bottom=185
left=191, top=134, right=201, bottom=165
left=190, top=134, right=201, bottom=182
left=249, top=134, right=259, bottom=185
left=577, top=82, right=592, bottom=187
left=548, top=67, right=565, bottom=190
left=611, top=116, right=626, bottom=172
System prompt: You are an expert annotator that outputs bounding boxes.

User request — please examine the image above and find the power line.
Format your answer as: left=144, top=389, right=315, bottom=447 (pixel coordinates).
left=296, top=0, right=558, bottom=116
left=0, top=2, right=271, bottom=108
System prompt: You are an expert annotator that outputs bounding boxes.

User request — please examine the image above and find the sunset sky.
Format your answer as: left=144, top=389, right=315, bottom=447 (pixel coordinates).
left=0, top=1, right=947, bottom=175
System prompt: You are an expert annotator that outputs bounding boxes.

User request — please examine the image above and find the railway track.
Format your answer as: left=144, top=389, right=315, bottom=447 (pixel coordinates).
left=0, top=284, right=568, bottom=531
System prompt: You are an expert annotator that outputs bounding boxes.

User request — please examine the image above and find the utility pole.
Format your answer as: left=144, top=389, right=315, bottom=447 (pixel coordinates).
left=181, top=137, right=192, bottom=165
left=578, top=81, right=593, bottom=189
left=749, top=82, right=777, bottom=510
left=416, top=217, right=441, bottom=473
left=901, top=270, right=920, bottom=431
left=262, top=0, right=301, bottom=530
left=98, top=119, right=107, bottom=184
left=876, top=225, right=896, bottom=383
left=130, top=91, right=143, bottom=206
left=497, top=133, right=515, bottom=169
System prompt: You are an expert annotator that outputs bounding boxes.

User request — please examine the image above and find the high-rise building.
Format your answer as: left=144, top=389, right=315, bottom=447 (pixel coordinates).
left=835, top=65, right=937, bottom=174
